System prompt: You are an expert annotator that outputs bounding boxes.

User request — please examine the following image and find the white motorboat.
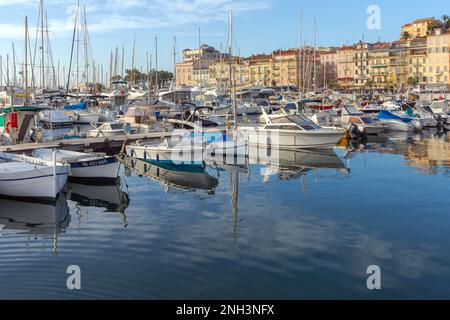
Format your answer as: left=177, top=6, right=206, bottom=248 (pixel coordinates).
left=88, top=122, right=135, bottom=138
left=236, top=102, right=261, bottom=115
left=39, top=110, right=73, bottom=127
left=126, top=134, right=211, bottom=165
left=32, top=149, right=120, bottom=182
left=341, top=105, right=386, bottom=135
left=72, top=111, right=101, bottom=125
left=0, top=152, right=69, bottom=202
left=377, top=110, right=422, bottom=132
left=238, top=109, right=345, bottom=149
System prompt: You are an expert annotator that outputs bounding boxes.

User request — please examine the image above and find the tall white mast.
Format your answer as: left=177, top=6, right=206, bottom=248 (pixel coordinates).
left=313, top=18, right=317, bottom=93
left=25, top=16, right=29, bottom=105
left=155, top=36, right=158, bottom=90
left=40, top=0, right=45, bottom=89
left=229, top=10, right=237, bottom=129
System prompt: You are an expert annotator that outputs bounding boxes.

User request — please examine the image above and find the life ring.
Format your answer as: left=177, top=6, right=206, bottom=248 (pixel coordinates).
left=5, top=121, right=11, bottom=134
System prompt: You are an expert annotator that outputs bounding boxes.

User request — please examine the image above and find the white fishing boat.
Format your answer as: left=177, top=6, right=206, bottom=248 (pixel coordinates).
left=32, top=149, right=120, bottom=182
left=87, top=122, right=135, bottom=138
left=0, top=152, right=69, bottom=202
left=39, top=110, right=73, bottom=127
left=238, top=109, right=345, bottom=149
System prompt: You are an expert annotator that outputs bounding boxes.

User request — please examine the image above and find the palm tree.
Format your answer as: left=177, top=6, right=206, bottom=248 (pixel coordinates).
left=428, top=19, right=445, bottom=34
left=401, top=31, right=412, bottom=40
left=442, top=15, right=450, bottom=29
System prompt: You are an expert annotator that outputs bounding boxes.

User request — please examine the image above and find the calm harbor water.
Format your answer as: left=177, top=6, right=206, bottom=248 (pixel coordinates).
left=1, top=131, right=450, bottom=299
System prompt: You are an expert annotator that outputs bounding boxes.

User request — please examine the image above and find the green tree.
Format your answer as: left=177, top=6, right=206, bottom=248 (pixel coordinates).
left=401, top=31, right=412, bottom=40
left=407, top=77, right=419, bottom=88
left=442, top=15, right=450, bottom=29
left=427, top=19, right=444, bottom=34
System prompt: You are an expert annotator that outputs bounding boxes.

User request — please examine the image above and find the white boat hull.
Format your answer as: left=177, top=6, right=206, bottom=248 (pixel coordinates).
left=73, top=113, right=101, bottom=124
left=238, top=127, right=344, bottom=149
left=0, top=165, right=68, bottom=201
left=380, top=120, right=414, bottom=132
left=126, top=145, right=209, bottom=164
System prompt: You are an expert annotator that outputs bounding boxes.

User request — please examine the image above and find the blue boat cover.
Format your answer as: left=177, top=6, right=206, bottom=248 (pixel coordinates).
left=64, top=102, right=87, bottom=110
left=378, top=110, right=412, bottom=123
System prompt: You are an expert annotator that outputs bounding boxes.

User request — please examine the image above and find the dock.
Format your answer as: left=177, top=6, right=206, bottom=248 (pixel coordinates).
left=0, top=132, right=174, bottom=155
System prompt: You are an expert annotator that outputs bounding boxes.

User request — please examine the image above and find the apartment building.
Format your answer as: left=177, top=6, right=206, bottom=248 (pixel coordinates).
left=389, top=40, right=409, bottom=90
left=425, top=28, right=450, bottom=85
left=208, top=57, right=249, bottom=92
left=319, top=49, right=338, bottom=89
left=247, top=54, right=272, bottom=87
left=369, top=42, right=391, bottom=90
left=401, top=18, right=435, bottom=38
left=407, top=37, right=428, bottom=85
left=271, top=49, right=300, bottom=88
left=175, top=61, right=194, bottom=87
left=337, top=45, right=356, bottom=90
left=354, top=42, right=370, bottom=89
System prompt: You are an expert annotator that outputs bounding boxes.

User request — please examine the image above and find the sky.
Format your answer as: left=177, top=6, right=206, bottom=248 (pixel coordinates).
left=0, top=0, right=448, bottom=76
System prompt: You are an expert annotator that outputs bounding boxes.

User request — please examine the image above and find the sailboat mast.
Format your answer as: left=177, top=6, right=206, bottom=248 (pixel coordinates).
left=173, top=36, right=176, bottom=87
left=6, top=55, right=10, bottom=87
left=131, top=38, right=136, bottom=84
left=155, top=36, right=158, bottom=90
left=83, top=5, right=89, bottom=91
left=12, top=42, right=16, bottom=88
left=121, top=45, right=125, bottom=79
left=299, top=9, right=303, bottom=96
left=228, top=10, right=237, bottom=129
left=198, top=27, right=203, bottom=98
left=109, top=50, right=113, bottom=86
left=313, top=18, right=317, bottom=93
left=114, top=46, right=119, bottom=80
left=66, top=4, right=78, bottom=93
left=40, top=0, right=45, bottom=90
left=25, top=16, right=29, bottom=105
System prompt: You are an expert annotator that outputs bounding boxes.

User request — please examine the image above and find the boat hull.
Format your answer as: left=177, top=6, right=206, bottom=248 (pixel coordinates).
left=126, top=145, right=209, bottom=164
left=380, top=120, right=414, bottom=132
left=69, top=156, right=120, bottom=181
left=238, top=127, right=344, bottom=149
left=0, top=166, right=69, bottom=202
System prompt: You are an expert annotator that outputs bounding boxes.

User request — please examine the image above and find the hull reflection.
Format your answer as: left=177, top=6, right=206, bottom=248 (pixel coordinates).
left=125, top=157, right=219, bottom=192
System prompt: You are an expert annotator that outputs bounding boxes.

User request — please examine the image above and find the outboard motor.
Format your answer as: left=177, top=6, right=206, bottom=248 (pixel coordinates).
left=348, top=123, right=363, bottom=140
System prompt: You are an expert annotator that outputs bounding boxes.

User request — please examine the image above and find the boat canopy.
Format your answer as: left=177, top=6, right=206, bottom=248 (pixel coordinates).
left=64, top=102, right=87, bottom=110
left=342, top=105, right=364, bottom=116
left=378, top=110, right=412, bottom=123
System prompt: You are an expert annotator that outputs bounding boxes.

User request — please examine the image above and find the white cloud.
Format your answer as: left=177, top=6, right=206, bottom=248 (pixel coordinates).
left=0, top=0, right=271, bottom=39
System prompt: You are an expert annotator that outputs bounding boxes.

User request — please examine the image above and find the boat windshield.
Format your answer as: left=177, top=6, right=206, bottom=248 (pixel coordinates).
left=361, top=117, right=376, bottom=124
left=271, top=115, right=321, bottom=131
left=110, top=123, right=123, bottom=130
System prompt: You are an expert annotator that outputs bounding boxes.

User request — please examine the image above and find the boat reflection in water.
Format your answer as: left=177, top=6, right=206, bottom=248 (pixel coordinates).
left=248, top=146, right=349, bottom=181
left=125, top=157, right=219, bottom=193
left=66, top=181, right=130, bottom=214
left=0, top=194, right=70, bottom=255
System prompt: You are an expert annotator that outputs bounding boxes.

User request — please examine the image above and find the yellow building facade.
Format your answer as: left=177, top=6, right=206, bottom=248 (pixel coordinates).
left=425, top=29, right=450, bottom=85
